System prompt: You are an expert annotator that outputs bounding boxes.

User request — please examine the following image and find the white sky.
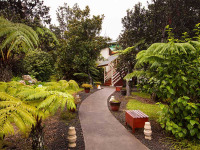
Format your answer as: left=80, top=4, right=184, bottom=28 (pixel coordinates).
left=44, top=0, right=148, bottom=40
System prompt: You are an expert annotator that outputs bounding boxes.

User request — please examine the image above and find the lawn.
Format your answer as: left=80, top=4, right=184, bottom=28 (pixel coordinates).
left=126, top=99, right=161, bottom=120
left=131, top=92, right=151, bottom=99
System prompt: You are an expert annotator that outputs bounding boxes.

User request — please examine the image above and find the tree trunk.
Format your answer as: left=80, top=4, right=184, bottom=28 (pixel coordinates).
left=126, top=69, right=131, bottom=96
left=88, top=71, right=93, bottom=85
left=30, top=116, right=45, bottom=150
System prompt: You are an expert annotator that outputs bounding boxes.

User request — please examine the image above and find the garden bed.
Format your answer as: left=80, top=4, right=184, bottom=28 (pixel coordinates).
left=107, top=90, right=174, bottom=150
left=3, top=88, right=99, bottom=150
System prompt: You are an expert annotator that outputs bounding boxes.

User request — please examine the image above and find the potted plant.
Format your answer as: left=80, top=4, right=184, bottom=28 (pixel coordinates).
left=94, top=82, right=101, bottom=89
left=82, top=83, right=92, bottom=93
left=116, top=86, right=122, bottom=92
left=109, top=98, right=121, bottom=111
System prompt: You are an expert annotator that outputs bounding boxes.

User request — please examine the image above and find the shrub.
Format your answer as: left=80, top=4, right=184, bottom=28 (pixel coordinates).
left=23, top=50, right=54, bottom=81
left=158, top=96, right=200, bottom=139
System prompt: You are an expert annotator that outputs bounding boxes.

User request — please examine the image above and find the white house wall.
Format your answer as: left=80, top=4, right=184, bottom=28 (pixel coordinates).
left=100, top=48, right=110, bottom=59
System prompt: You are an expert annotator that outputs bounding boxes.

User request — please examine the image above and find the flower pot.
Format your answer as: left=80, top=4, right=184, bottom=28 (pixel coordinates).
left=84, top=88, right=90, bottom=93
left=120, top=89, right=126, bottom=96
left=110, top=101, right=121, bottom=111
left=116, top=86, right=122, bottom=92
left=97, top=85, right=101, bottom=89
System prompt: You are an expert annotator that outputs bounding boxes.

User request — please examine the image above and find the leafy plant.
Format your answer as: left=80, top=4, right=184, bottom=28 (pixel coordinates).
left=0, top=80, right=79, bottom=149
left=23, top=50, right=54, bottom=81
left=158, top=96, right=200, bottom=139
left=110, top=99, right=120, bottom=103
left=94, top=82, right=101, bottom=85
left=81, top=83, right=92, bottom=89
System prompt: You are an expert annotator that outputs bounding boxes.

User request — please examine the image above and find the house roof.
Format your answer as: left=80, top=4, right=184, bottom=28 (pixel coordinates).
left=98, top=55, right=118, bottom=67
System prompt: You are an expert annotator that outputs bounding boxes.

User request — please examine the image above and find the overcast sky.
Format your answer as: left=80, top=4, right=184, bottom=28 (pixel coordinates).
left=44, top=0, right=148, bottom=40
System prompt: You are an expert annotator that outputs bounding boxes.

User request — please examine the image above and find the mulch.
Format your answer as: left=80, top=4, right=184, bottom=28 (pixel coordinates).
left=108, top=90, right=174, bottom=150
left=3, top=88, right=100, bottom=150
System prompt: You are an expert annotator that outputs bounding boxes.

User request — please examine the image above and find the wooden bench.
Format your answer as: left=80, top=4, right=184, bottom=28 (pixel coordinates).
left=125, top=110, right=149, bottom=133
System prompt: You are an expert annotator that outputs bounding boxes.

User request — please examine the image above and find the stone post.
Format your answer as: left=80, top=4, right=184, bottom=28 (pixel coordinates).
left=68, top=126, right=77, bottom=147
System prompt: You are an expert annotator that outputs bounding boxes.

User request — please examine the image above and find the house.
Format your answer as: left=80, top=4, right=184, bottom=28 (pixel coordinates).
left=97, top=41, right=124, bottom=86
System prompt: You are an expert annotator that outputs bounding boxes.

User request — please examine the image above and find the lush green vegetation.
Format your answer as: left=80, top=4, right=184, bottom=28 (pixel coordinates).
left=0, top=80, right=80, bottom=149
left=127, top=99, right=160, bottom=120
left=125, top=25, right=200, bottom=140
left=1, top=0, right=200, bottom=147
left=131, top=92, right=151, bottom=99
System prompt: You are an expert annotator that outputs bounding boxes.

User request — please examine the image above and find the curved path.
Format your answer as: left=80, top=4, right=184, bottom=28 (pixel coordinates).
left=79, top=87, right=149, bottom=150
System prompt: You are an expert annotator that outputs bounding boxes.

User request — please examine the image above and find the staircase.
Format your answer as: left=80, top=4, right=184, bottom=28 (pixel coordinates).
left=104, top=71, right=125, bottom=86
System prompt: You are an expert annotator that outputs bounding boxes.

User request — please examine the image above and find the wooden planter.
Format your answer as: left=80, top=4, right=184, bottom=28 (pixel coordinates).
left=116, top=86, right=122, bottom=92
left=110, top=101, right=121, bottom=111
left=84, top=88, right=90, bottom=93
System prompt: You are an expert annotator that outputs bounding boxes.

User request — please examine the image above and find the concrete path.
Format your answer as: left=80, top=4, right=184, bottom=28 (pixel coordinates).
left=79, top=87, right=149, bottom=150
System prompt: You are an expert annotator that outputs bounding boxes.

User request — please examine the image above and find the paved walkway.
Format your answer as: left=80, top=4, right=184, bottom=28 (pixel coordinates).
left=79, top=87, right=149, bottom=150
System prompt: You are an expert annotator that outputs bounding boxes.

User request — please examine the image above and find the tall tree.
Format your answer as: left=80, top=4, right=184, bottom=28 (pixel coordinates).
left=119, top=0, right=200, bottom=48
left=0, top=0, right=51, bottom=26
left=119, top=3, right=148, bottom=49
left=56, top=3, right=109, bottom=83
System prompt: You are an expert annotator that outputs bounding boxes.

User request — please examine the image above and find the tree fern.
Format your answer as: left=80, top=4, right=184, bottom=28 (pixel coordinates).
left=35, top=27, right=59, bottom=45
left=0, top=92, right=37, bottom=139
left=0, top=79, right=78, bottom=145
left=0, top=17, right=39, bottom=61
left=135, top=41, right=200, bottom=68
left=68, top=80, right=79, bottom=91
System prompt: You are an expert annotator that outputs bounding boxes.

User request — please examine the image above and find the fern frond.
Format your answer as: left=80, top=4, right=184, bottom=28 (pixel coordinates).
left=25, top=91, right=51, bottom=101
left=68, top=80, right=79, bottom=91
left=0, top=82, right=7, bottom=92
left=37, top=95, right=56, bottom=109
left=0, top=92, right=21, bottom=102
left=43, top=28, right=59, bottom=44
left=17, top=89, right=37, bottom=99
left=124, top=70, right=146, bottom=80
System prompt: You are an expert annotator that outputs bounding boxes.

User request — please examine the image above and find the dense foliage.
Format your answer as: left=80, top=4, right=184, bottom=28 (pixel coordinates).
left=119, top=0, right=200, bottom=48
left=0, top=0, right=51, bottom=26
left=23, top=50, right=54, bottom=81
left=56, top=3, right=109, bottom=83
left=125, top=25, right=200, bottom=139
left=0, top=80, right=79, bottom=149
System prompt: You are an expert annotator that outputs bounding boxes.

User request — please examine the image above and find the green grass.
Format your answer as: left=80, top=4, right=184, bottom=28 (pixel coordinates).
left=131, top=92, right=151, bottom=99
left=126, top=99, right=161, bottom=120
